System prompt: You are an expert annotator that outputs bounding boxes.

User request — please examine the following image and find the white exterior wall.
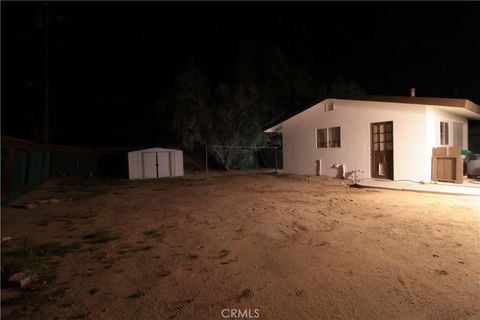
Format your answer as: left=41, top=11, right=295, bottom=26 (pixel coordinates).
left=425, top=106, right=469, bottom=180
left=128, top=148, right=184, bottom=180
left=282, top=99, right=429, bottom=181
left=425, top=106, right=469, bottom=149
left=169, top=149, right=184, bottom=177
left=128, top=151, right=143, bottom=180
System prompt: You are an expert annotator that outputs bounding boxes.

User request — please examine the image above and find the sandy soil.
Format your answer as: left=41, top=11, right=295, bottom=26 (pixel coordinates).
left=1, top=173, right=479, bottom=320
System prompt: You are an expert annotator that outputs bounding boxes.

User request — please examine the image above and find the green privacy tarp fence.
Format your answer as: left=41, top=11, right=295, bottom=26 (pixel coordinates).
left=2, top=150, right=129, bottom=206
left=2, top=136, right=130, bottom=206
left=28, top=151, right=50, bottom=186
left=1, top=148, right=50, bottom=206
left=49, top=152, right=128, bottom=177
left=49, top=152, right=101, bottom=176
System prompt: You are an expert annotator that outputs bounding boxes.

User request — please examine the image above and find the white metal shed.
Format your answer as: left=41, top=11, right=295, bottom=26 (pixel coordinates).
left=128, top=148, right=184, bottom=180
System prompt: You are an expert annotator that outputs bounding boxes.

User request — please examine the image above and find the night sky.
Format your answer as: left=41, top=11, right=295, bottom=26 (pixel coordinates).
left=3, top=2, right=480, bottom=147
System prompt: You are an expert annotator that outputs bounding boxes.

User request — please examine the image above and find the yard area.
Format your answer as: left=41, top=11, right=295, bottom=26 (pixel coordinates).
left=1, top=173, right=479, bottom=320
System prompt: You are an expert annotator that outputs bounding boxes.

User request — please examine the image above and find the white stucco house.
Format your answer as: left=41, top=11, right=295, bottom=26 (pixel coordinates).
left=264, top=95, right=480, bottom=182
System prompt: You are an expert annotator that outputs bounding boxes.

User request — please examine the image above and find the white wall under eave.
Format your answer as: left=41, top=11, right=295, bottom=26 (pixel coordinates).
left=425, top=106, right=469, bottom=180
left=282, top=99, right=428, bottom=181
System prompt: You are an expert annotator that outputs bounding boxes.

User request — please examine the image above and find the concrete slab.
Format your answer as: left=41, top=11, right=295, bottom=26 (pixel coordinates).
left=356, top=179, right=480, bottom=196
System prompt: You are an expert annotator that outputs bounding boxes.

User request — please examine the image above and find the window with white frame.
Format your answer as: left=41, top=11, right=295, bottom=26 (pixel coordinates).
left=317, top=127, right=341, bottom=148
left=440, top=121, right=449, bottom=145
left=316, top=128, right=328, bottom=148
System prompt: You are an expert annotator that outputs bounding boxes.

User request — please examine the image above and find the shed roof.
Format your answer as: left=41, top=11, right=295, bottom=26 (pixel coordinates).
left=264, top=95, right=480, bottom=132
left=128, top=147, right=182, bottom=154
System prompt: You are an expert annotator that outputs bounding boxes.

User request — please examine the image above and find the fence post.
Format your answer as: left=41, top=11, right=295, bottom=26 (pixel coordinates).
left=274, top=147, right=278, bottom=174
left=205, top=145, right=208, bottom=180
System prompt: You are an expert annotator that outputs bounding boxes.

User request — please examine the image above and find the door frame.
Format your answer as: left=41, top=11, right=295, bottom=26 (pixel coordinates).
left=370, top=121, right=394, bottom=180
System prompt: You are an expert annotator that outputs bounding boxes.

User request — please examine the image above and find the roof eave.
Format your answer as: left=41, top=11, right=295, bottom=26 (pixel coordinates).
left=465, top=100, right=480, bottom=116
left=264, top=123, right=283, bottom=133
left=262, top=96, right=480, bottom=130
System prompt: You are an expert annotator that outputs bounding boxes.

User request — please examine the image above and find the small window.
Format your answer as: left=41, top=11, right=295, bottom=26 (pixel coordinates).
left=316, top=127, right=341, bottom=148
left=317, top=128, right=328, bottom=148
left=328, top=127, right=341, bottom=147
left=440, top=122, right=449, bottom=145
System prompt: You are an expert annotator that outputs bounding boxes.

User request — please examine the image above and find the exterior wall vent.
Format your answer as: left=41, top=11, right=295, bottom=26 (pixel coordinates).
left=325, top=101, right=335, bottom=112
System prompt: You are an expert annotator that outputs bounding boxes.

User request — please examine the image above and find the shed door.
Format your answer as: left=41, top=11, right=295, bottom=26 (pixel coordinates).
left=157, top=152, right=171, bottom=177
left=142, top=152, right=158, bottom=179
left=371, top=121, right=394, bottom=180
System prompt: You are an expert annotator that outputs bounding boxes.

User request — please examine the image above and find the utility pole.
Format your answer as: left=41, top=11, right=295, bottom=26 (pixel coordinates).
left=42, top=2, right=49, bottom=144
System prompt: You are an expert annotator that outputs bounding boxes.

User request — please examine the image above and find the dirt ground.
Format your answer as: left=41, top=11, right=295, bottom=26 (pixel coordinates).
left=1, top=173, right=479, bottom=320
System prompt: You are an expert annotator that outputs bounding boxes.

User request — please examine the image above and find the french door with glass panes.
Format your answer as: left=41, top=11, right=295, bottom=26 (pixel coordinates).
left=371, top=121, right=394, bottom=179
